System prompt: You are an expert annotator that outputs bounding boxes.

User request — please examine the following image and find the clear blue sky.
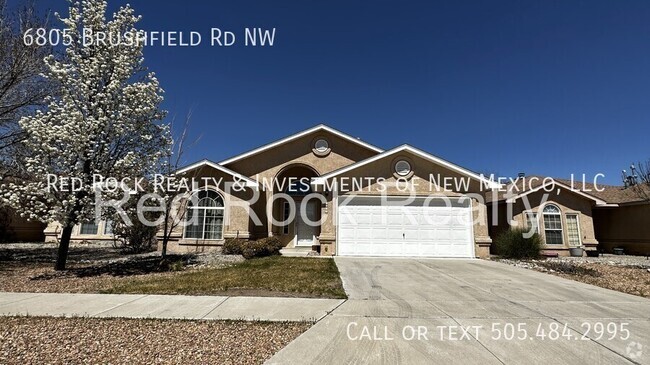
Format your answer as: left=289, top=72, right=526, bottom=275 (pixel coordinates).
left=26, top=0, right=650, bottom=184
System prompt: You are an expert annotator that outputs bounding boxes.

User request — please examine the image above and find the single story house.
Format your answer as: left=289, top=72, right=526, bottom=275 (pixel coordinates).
left=43, top=125, right=649, bottom=257
left=487, top=177, right=650, bottom=256
left=161, top=124, right=498, bottom=258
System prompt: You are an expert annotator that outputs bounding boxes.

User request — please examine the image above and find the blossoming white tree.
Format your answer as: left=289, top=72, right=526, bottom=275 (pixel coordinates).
left=1, top=0, right=169, bottom=270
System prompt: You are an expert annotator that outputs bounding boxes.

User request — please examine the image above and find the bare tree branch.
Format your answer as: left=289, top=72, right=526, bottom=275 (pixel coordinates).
left=633, top=159, right=650, bottom=202
left=158, top=109, right=202, bottom=258
left=0, top=0, right=56, bottom=178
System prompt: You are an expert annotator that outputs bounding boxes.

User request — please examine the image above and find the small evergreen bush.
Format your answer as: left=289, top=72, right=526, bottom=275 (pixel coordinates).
left=222, top=238, right=246, bottom=255
left=223, top=236, right=285, bottom=259
left=494, top=228, right=543, bottom=259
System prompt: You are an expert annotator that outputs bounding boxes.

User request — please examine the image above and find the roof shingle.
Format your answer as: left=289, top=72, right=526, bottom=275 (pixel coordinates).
left=486, top=175, right=649, bottom=205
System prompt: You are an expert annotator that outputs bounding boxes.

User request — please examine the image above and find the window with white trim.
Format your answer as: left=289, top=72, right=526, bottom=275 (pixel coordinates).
left=542, top=204, right=563, bottom=245
left=184, top=190, right=224, bottom=240
left=525, top=212, right=539, bottom=234
left=79, top=222, right=99, bottom=235
left=314, top=139, right=329, bottom=152
left=104, top=220, right=114, bottom=235
left=395, top=160, right=411, bottom=176
left=565, top=214, right=581, bottom=247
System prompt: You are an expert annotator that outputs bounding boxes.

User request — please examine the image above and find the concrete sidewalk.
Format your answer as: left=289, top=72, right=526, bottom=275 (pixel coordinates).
left=0, top=292, right=344, bottom=322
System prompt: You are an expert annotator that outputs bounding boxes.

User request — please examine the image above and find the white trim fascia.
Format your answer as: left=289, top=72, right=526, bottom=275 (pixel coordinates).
left=597, top=203, right=620, bottom=207
left=313, top=144, right=502, bottom=189
left=176, top=159, right=259, bottom=188
left=504, top=180, right=608, bottom=205
left=219, top=124, right=384, bottom=165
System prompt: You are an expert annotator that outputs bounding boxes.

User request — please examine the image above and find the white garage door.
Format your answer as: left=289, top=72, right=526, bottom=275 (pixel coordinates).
left=337, top=196, right=474, bottom=257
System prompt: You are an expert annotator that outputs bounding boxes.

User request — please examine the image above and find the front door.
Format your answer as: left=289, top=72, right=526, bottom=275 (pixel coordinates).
left=295, top=200, right=319, bottom=246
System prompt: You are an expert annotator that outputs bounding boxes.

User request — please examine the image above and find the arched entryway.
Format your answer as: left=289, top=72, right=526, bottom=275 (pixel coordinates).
left=272, top=164, right=323, bottom=249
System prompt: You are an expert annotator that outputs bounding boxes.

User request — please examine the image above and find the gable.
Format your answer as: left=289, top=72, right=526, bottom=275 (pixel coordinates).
left=221, top=125, right=382, bottom=179
left=176, top=160, right=259, bottom=188
left=313, top=145, right=500, bottom=194
left=504, top=180, right=609, bottom=206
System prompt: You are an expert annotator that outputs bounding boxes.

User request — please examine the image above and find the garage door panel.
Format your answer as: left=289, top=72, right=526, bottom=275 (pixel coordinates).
left=386, top=243, right=405, bottom=255
left=416, top=229, right=436, bottom=240
left=402, top=242, right=421, bottom=255
left=387, top=213, right=402, bottom=225
left=337, top=197, right=474, bottom=258
left=386, top=230, right=404, bottom=239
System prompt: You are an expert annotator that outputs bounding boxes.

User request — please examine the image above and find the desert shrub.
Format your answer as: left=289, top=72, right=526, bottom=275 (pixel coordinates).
left=241, top=236, right=284, bottom=259
left=494, top=228, right=542, bottom=259
left=111, top=219, right=158, bottom=254
left=224, top=236, right=285, bottom=259
left=109, top=190, right=164, bottom=254
left=258, top=236, right=284, bottom=251
left=539, top=261, right=602, bottom=277
left=222, top=238, right=246, bottom=255
left=110, top=209, right=159, bottom=254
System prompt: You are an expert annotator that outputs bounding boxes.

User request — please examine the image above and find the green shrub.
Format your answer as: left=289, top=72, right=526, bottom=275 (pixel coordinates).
left=241, top=236, right=284, bottom=259
left=223, top=236, right=285, bottom=259
left=222, top=238, right=246, bottom=255
left=111, top=217, right=158, bottom=254
left=494, top=228, right=542, bottom=259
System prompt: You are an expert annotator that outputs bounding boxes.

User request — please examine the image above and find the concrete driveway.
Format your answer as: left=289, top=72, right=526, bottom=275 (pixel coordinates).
left=268, top=258, right=650, bottom=364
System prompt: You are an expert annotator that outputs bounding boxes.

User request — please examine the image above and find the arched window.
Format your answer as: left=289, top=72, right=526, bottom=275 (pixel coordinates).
left=542, top=204, right=563, bottom=245
left=184, top=190, right=224, bottom=240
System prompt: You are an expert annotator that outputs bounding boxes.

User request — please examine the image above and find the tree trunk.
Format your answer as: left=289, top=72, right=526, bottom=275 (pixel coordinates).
left=161, top=216, right=169, bottom=260
left=161, top=235, right=168, bottom=259
left=55, top=225, right=73, bottom=270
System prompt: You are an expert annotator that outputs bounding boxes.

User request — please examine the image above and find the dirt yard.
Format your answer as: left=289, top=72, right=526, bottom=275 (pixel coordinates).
left=497, top=255, right=650, bottom=298
left=0, top=316, right=310, bottom=364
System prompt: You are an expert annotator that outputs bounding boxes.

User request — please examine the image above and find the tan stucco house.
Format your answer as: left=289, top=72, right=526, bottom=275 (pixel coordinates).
left=43, top=124, right=649, bottom=257
left=155, top=124, right=499, bottom=258
left=487, top=177, right=650, bottom=256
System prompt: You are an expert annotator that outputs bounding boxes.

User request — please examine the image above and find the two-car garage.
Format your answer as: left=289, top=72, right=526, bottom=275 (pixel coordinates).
left=336, top=196, right=475, bottom=258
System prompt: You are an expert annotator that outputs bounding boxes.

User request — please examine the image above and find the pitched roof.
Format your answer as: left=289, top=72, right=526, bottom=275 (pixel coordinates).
left=219, top=124, right=383, bottom=166
left=554, top=178, right=649, bottom=205
left=175, top=159, right=260, bottom=188
left=486, top=175, right=648, bottom=205
left=313, top=144, right=502, bottom=189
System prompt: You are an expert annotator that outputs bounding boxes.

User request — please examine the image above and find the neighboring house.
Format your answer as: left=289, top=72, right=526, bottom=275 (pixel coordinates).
left=587, top=183, right=650, bottom=255
left=44, top=220, right=114, bottom=244
left=488, top=177, right=650, bottom=256
left=0, top=206, right=45, bottom=242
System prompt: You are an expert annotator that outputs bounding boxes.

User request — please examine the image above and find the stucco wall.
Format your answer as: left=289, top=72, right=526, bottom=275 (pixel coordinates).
left=488, top=188, right=598, bottom=256
left=223, top=130, right=379, bottom=248
left=44, top=220, right=113, bottom=243
left=1, top=207, right=45, bottom=242
left=223, top=131, right=378, bottom=179
left=594, top=203, right=650, bottom=255
left=160, top=168, right=256, bottom=253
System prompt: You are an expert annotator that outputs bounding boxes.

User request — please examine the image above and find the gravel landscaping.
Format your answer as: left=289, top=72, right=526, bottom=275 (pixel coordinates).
left=497, top=255, right=650, bottom=298
left=0, top=316, right=311, bottom=364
